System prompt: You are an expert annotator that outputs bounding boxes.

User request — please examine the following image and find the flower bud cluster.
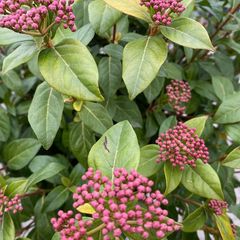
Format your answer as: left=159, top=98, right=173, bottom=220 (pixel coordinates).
left=0, top=189, right=23, bottom=219
left=166, top=80, right=191, bottom=115
left=156, top=122, right=209, bottom=170
left=208, top=199, right=228, bottom=216
left=0, top=0, right=76, bottom=33
left=140, top=0, right=185, bottom=25
left=51, top=168, right=180, bottom=240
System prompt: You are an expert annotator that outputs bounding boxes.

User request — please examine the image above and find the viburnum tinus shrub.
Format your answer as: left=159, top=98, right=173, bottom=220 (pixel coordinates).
left=0, top=0, right=240, bottom=239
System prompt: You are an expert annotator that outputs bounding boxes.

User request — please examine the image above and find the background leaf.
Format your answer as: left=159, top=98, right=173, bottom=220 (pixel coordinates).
left=185, top=116, right=208, bottom=137
left=222, top=147, right=240, bottom=168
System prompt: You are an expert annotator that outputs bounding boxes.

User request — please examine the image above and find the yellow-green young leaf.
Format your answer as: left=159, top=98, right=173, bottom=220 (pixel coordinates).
left=88, top=121, right=140, bottom=181
left=214, top=213, right=235, bottom=240
left=160, top=17, right=214, bottom=50
left=185, top=116, right=208, bottom=137
left=164, top=161, right=183, bottom=195
left=103, top=0, right=152, bottom=23
left=214, top=93, right=240, bottom=124
left=138, top=144, right=161, bottom=177
left=89, top=0, right=122, bottom=35
left=0, top=213, right=15, bottom=240
left=77, top=203, right=96, bottom=214
left=39, top=39, right=104, bottom=102
left=123, top=36, right=167, bottom=99
left=222, top=147, right=240, bottom=168
left=181, top=159, right=224, bottom=199
left=183, top=207, right=206, bottom=232
left=28, top=82, right=64, bottom=150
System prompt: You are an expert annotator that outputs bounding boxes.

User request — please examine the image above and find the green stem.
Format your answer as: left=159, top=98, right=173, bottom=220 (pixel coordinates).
left=86, top=223, right=105, bottom=236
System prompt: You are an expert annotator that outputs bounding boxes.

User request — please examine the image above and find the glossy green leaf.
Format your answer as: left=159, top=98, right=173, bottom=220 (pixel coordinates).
left=160, top=17, right=214, bottom=50
left=181, top=159, right=224, bottom=199
left=98, top=57, right=122, bottom=98
left=0, top=108, right=10, bottom=142
left=214, top=213, right=235, bottom=240
left=25, top=162, right=65, bottom=190
left=212, top=76, right=234, bottom=101
left=164, top=161, right=183, bottom=195
left=5, top=179, right=27, bottom=197
left=88, top=121, right=140, bottom=181
left=0, top=213, right=15, bottom=240
left=137, top=144, right=161, bottom=177
left=222, top=147, right=240, bottom=168
left=4, top=138, right=41, bottom=170
left=123, top=36, right=167, bottom=99
left=28, top=82, right=64, bottom=150
left=185, top=116, right=208, bottom=137
left=51, top=233, right=61, bottom=240
left=103, top=0, right=151, bottom=22
left=214, top=93, right=240, bottom=124
left=2, top=41, right=38, bottom=74
left=39, top=39, right=103, bottom=101
left=89, top=0, right=122, bottom=35
left=183, top=207, right=206, bottom=232
left=79, top=102, right=113, bottom=135
left=225, top=123, right=240, bottom=145
left=74, top=24, right=95, bottom=45
left=159, top=116, right=177, bottom=134
left=43, top=186, right=69, bottom=212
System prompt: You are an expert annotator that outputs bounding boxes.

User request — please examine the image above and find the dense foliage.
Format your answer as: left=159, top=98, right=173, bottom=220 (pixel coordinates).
left=0, top=0, right=240, bottom=239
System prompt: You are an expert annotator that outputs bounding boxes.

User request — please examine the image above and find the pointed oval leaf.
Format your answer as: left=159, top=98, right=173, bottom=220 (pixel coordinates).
left=89, top=0, right=122, bottom=35
left=185, top=116, right=208, bottom=137
left=222, top=147, right=240, bottom=168
left=4, top=138, right=41, bottom=170
left=28, top=82, right=64, bottom=150
left=103, top=0, right=151, bottom=23
left=88, top=121, right=140, bottom=181
left=0, top=213, right=15, bottom=240
left=138, top=144, right=161, bottom=177
left=0, top=108, right=10, bottom=142
left=79, top=102, right=113, bottom=135
left=181, top=159, right=224, bottom=199
left=183, top=207, right=206, bottom=232
left=160, top=17, right=214, bottom=50
left=77, top=203, right=96, bottom=214
left=123, top=36, right=167, bottom=99
left=164, top=161, right=183, bottom=195
left=39, top=39, right=104, bottom=102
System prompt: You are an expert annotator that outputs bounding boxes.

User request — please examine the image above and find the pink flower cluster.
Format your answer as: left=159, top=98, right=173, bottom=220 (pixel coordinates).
left=140, top=0, right=185, bottom=25
left=208, top=199, right=228, bottom=216
left=0, top=0, right=76, bottom=33
left=51, top=168, right=180, bottom=240
left=0, top=189, right=23, bottom=219
left=156, top=122, right=209, bottom=170
left=166, top=80, right=191, bottom=115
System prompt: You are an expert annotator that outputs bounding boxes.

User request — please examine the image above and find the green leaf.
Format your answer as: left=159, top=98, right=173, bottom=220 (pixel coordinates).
left=214, top=93, right=240, bottom=124
left=28, top=82, right=64, bottom=150
left=2, top=41, right=38, bottom=74
left=214, top=213, right=235, bottom=240
left=79, top=102, right=113, bottom=135
left=69, top=122, right=95, bottom=167
left=222, top=147, right=240, bottom=168
left=4, top=138, right=41, bottom=170
left=112, top=96, right=143, bottom=128
left=183, top=207, right=206, bottom=232
left=89, top=0, right=122, bottom=35
left=160, top=17, right=214, bottom=50
left=137, top=144, right=161, bottom=177
left=88, top=121, right=140, bottom=181
left=0, top=28, right=33, bottom=45
left=51, top=233, right=61, bottom=240
left=225, top=123, right=240, bottom=145
left=211, top=76, right=234, bottom=101
left=39, top=39, right=103, bottom=101
left=5, top=179, right=27, bottom=197
left=159, top=116, right=177, bottom=134
left=123, top=36, right=167, bottom=99
left=164, top=161, right=183, bottom=195
left=74, top=24, right=95, bottom=45
left=43, top=186, right=69, bottom=212
left=103, top=0, right=152, bottom=23
left=0, top=108, right=10, bottom=142
left=99, top=57, right=122, bottom=98
left=181, top=159, right=224, bottom=199
left=0, top=213, right=15, bottom=240
left=185, top=116, right=208, bottom=137
left=25, top=162, right=65, bottom=190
